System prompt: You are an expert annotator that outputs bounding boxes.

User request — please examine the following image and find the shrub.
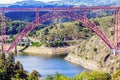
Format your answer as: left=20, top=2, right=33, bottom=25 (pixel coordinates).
left=31, top=42, right=43, bottom=47
left=45, top=72, right=71, bottom=80
left=94, top=21, right=100, bottom=26
left=45, top=74, right=53, bottom=80
left=45, top=41, right=69, bottom=47
left=74, top=71, right=111, bottom=80
left=93, top=48, right=98, bottom=52
left=110, top=31, right=114, bottom=35
left=112, top=69, right=120, bottom=80
left=28, top=70, right=41, bottom=80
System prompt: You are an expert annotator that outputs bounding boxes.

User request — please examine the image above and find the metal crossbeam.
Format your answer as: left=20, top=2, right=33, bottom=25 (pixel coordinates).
left=0, top=6, right=120, bottom=13
left=0, top=6, right=119, bottom=53
left=7, top=11, right=114, bottom=53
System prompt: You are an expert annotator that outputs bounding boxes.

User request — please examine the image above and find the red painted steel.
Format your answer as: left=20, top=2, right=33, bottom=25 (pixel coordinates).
left=1, top=8, right=6, bottom=53
left=0, top=6, right=120, bottom=12
left=83, top=9, right=87, bottom=24
left=0, top=6, right=119, bottom=53
left=36, top=9, right=39, bottom=25
left=7, top=11, right=114, bottom=53
left=114, top=9, right=119, bottom=49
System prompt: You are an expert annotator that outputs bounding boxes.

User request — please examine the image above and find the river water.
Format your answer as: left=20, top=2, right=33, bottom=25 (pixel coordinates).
left=15, top=54, right=86, bottom=78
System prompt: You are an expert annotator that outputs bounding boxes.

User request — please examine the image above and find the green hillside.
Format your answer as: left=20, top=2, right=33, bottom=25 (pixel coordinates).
left=1, top=12, right=120, bottom=80
left=31, top=21, right=93, bottom=43
left=0, top=15, right=94, bottom=47
left=68, top=15, right=120, bottom=74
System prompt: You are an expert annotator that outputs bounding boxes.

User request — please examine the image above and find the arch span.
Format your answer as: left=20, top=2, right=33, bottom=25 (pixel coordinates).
left=7, top=11, right=114, bottom=53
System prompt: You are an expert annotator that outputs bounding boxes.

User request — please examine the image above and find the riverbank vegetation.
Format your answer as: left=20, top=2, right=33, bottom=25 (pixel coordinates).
left=1, top=52, right=120, bottom=80
left=0, top=53, right=41, bottom=80
left=45, top=70, right=120, bottom=80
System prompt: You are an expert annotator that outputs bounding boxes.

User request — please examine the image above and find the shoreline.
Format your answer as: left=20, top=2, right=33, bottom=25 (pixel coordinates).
left=64, top=53, right=100, bottom=70
left=8, top=45, right=100, bottom=71
left=9, top=45, right=75, bottom=56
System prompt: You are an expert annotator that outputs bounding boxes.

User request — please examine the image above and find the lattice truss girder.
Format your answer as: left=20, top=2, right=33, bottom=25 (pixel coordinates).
left=0, top=6, right=119, bottom=53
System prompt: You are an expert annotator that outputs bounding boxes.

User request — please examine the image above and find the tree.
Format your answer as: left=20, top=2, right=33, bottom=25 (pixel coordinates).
left=44, top=28, right=49, bottom=35
left=94, top=21, right=100, bottom=26
left=57, top=75, right=71, bottom=80
left=45, top=74, right=53, bottom=80
left=0, top=53, right=41, bottom=80
left=112, top=69, right=120, bottom=80
left=14, top=60, right=23, bottom=71
left=45, top=72, right=71, bottom=80
left=28, top=70, right=41, bottom=80
left=74, top=71, right=111, bottom=80
left=0, top=69, right=6, bottom=80
left=12, top=70, right=28, bottom=80
left=6, top=53, right=15, bottom=64
left=0, top=53, right=5, bottom=60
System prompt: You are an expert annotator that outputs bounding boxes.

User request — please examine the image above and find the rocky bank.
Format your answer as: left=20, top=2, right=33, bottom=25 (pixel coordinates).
left=63, top=16, right=120, bottom=73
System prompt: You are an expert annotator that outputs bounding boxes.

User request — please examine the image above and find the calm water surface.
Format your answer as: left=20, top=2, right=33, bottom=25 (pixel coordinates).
left=15, top=54, right=86, bottom=78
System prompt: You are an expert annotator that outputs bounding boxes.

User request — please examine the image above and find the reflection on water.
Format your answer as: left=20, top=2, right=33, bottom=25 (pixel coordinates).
left=15, top=54, right=86, bottom=78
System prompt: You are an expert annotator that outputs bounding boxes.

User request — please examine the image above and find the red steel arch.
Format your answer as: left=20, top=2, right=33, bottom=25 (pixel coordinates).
left=7, top=11, right=114, bottom=53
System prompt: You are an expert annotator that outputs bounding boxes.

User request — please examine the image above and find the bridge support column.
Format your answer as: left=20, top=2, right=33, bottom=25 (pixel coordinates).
left=114, top=9, right=119, bottom=49
left=110, top=49, right=120, bottom=55
left=36, top=8, right=39, bottom=25
left=1, top=8, right=6, bottom=54
left=83, top=9, right=87, bottom=24
left=14, top=46, right=17, bottom=55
